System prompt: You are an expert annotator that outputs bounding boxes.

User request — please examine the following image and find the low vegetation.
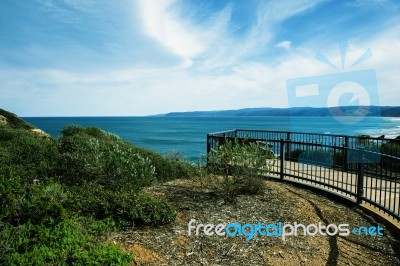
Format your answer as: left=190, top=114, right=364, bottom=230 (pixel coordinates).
left=0, top=108, right=276, bottom=263
left=206, top=138, right=274, bottom=202
left=1, top=108, right=398, bottom=264
left=0, top=109, right=197, bottom=265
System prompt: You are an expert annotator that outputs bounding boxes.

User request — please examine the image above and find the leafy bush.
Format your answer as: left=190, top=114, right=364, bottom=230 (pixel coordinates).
left=18, top=181, right=69, bottom=225
left=164, top=150, right=186, bottom=162
left=207, top=138, right=273, bottom=202
left=0, top=169, right=68, bottom=226
left=132, top=146, right=197, bottom=182
left=131, top=193, right=176, bottom=226
left=57, top=127, right=156, bottom=190
left=0, top=218, right=133, bottom=265
left=67, top=183, right=176, bottom=228
left=208, top=138, right=273, bottom=177
left=0, top=118, right=188, bottom=264
left=0, top=166, right=25, bottom=222
left=0, top=126, right=59, bottom=179
left=57, top=125, right=197, bottom=189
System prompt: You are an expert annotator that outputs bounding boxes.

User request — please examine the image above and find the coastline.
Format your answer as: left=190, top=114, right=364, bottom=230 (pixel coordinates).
left=23, top=116, right=400, bottom=162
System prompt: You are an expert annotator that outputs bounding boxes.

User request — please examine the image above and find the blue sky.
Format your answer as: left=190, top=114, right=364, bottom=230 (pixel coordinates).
left=1, top=0, right=399, bottom=116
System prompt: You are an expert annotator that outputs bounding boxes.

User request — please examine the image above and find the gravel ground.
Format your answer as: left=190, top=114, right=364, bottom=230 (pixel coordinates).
left=111, top=177, right=400, bottom=266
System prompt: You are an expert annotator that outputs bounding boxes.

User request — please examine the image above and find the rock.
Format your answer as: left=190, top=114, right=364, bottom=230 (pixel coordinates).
left=0, top=115, right=8, bottom=125
left=30, top=128, right=51, bottom=138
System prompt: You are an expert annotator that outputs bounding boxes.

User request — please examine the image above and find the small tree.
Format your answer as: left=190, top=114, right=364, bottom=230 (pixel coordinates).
left=207, top=138, right=274, bottom=202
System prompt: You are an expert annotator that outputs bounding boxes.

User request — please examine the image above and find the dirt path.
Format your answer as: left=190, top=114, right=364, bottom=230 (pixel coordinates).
left=111, top=178, right=400, bottom=265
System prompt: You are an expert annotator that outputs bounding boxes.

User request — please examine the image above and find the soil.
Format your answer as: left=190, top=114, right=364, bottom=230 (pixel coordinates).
left=110, top=177, right=400, bottom=266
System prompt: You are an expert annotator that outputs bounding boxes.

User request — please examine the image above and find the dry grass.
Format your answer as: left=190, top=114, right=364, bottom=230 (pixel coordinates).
left=111, top=177, right=400, bottom=265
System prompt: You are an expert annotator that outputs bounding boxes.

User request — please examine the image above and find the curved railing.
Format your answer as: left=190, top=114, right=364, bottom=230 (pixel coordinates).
left=207, top=129, right=400, bottom=222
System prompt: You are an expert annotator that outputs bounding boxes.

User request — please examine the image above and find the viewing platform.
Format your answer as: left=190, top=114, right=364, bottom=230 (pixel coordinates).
left=207, top=129, right=400, bottom=225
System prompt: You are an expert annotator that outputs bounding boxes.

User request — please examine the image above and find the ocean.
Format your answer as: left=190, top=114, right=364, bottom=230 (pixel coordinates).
left=24, top=116, right=400, bottom=162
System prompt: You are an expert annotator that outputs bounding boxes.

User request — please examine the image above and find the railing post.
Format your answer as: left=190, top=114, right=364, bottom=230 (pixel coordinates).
left=206, top=134, right=211, bottom=165
left=206, top=134, right=211, bottom=154
left=280, top=139, right=285, bottom=180
left=286, top=132, right=291, bottom=160
left=344, top=136, right=349, bottom=171
left=357, top=162, right=364, bottom=204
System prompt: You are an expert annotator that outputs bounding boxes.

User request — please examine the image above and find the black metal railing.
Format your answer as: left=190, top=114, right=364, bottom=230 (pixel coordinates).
left=207, top=129, right=400, bottom=221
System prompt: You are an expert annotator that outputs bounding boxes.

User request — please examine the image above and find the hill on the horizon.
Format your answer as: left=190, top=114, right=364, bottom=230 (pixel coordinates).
left=158, top=106, right=400, bottom=117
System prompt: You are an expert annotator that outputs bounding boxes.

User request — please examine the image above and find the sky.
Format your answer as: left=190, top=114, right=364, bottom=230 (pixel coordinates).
left=1, top=0, right=399, bottom=116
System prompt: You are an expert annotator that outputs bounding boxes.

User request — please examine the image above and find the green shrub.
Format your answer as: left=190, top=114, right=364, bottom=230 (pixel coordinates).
left=0, top=218, right=133, bottom=265
left=66, top=183, right=118, bottom=221
left=57, top=125, right=196, bottom=188
left=0, top=166, right=25, bottom=222
left=0, top=173, right=69, bottom=226
left=207, top=138, right=273, bottom=202
left=60, top=124, right=121, bottom=142
left=132, top=146, right=197, bottom=182
left=57, top=130, right=156, bottom=190
left=0, top=126, right=59, bottom=179
left=131, top=193, right=176, bottom=226
left=66, top=183, right=176, bottom=228
left=208, top=139, right=273, bottom=177
left=81, top=217, right=117, bottom=237
left=0, top=118, right=187, bottom=264
left=164, top=151, right=186, bottom=162
left=0, top=124, right=18, bottom=142
left=18, top=181, right=69, bottom=225
left=240, top=176, right=267, bottom=195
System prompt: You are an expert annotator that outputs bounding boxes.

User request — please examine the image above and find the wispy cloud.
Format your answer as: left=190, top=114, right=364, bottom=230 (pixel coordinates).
left=276, top=41, right=292, bottom=49
left=38, top=0, right=80, bottom=24
left=345, top=0, right=396, bottom=8
left=198, top=0, right=324, bottom=69
left=136, top=0, right=232, bottom=66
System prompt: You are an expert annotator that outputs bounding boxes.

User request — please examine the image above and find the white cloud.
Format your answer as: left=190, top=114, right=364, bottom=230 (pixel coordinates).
left=276, top=41, right=292, bottom=49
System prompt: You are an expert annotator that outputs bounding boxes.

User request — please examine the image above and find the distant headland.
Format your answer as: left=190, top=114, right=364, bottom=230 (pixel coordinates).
left=155, top=106, right=400, bottom=117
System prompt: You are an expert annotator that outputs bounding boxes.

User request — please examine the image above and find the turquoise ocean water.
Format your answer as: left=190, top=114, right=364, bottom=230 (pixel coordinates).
left=24, top=116, right=400, bottom=162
